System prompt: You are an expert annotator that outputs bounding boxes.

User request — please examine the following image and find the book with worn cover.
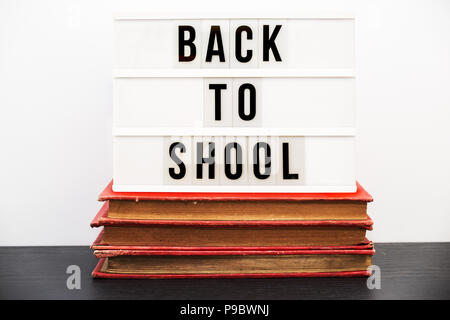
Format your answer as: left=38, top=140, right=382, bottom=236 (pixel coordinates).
left=92, top=246, right=375, bottom=279
left=91, top=228, right=373, bottom=251
left=99, top=180, right=372, bottom=221
left=91, top=202, right=372, bottom=247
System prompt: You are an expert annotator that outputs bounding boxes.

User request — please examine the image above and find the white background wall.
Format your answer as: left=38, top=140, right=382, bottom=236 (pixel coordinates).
left=0, top=0, right=449, bottom=245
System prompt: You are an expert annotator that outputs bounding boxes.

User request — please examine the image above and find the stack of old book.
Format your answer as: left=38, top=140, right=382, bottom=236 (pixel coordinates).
left=91, top=180, right=373, bottom=278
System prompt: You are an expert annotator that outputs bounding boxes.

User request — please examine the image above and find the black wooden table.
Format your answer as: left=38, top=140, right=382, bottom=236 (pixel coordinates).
left=0, top=243, right=449, bottom=300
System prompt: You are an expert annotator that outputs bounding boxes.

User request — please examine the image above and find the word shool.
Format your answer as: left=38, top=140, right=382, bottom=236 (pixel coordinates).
left=168, top=141, right=299, bottom=181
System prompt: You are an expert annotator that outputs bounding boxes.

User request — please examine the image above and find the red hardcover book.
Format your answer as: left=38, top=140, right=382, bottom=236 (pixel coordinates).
left=91, top=201, right=373, bottom=228
left=92, top=246, right=375, bottom=279
left=98, top=180, right=373, bottom=221
left=91, top=228, right=373, bottom=251
left=91, top=202, right=373, bottom=247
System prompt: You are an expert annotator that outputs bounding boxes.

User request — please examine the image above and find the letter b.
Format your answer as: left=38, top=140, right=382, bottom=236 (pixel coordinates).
left=178, top=25, right=196, bottom=62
